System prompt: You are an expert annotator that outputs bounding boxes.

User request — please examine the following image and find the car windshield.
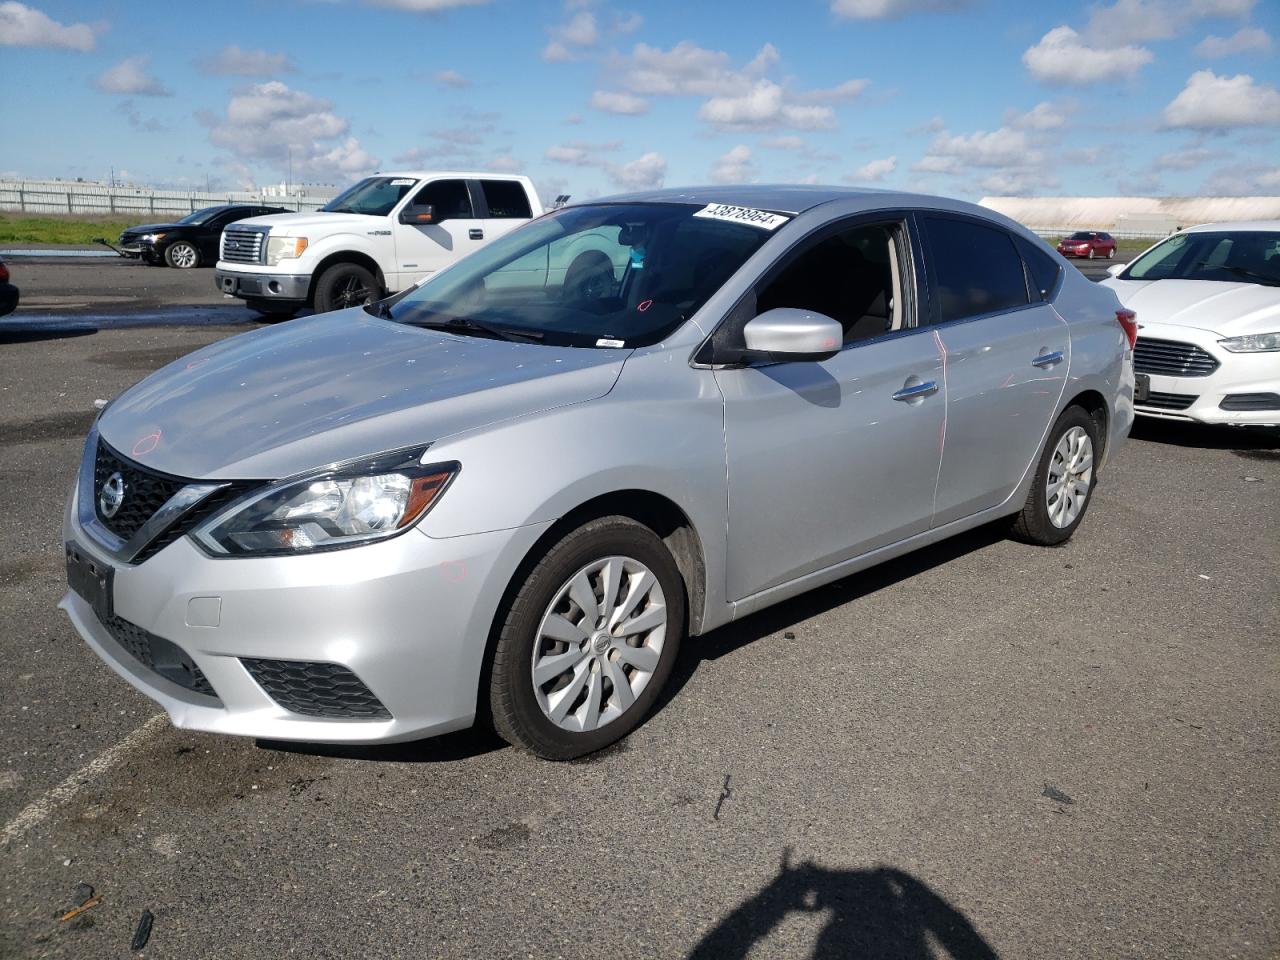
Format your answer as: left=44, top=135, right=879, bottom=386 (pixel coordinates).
left=178, top=206, right=226, bottom=225
left=1122, top=231, right=1280, bottom=286
left=1069, top=232, right=1094, bottom=240
left=383, top=202, right=774, bottom=348
left=321, top=177, right=420, bottom=216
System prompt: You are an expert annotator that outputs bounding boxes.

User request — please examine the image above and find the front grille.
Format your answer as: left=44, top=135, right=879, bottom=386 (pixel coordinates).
left=241, top=659, right=391, bottom=719
left=94, top=442, right=186, bottom=540
left=132, top=482, right=252, bottom=563
left=221, top=227, right=265, bottom=264
left=1141, top=391, right=1198, bottom=411
left=1133, top=337, right=1219, bottom=378
left=101, top=614, right=219, bottom=701
left=1220, top=392, right=1280, bottom=411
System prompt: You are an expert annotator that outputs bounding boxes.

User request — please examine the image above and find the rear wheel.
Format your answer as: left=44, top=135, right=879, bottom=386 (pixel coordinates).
left=244, top=298, right=298, bottom=320
left=164, top=241, right=200, bottom=269
left=314, top=262, right=380, bottom=313
left=1010, top=406, right=1099, bottom=546
left=489, top=516, right=685, bottom=760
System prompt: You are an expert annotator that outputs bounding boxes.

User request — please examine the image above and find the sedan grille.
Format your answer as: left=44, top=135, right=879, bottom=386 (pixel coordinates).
left=241, top=659, right=391, bottom=719
left=221, top=227, right=265, bottom=264
left=94, top=441, right=186, bottom=541
left=101, top=614, right=219, bottom=701
left=1141, top=391, right=1198, bottom=411
left=1133, top=337, right=1219, bottom=378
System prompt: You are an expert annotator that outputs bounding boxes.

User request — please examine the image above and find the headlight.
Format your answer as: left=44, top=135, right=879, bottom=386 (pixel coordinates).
left=193, top=448, right=457, bottom=556
left=1218, top=332, right=1280, bottom=353
left=266, top=235, right=309, bottom=265
left=141, top=232, right=166, bottom=242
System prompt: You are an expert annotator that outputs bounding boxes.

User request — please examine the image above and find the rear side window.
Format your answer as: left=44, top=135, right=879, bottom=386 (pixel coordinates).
left=480, top=180, right=532, bottom=219
left=413, top=179, right=474, bottom=220
left=923, top=216, right=1030, bottom=323
left=1018, top=238, right=1063, bottom=301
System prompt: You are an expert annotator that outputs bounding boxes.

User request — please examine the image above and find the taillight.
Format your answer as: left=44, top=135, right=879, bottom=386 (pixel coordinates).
left=1116, top=309, right=1138, bottom=350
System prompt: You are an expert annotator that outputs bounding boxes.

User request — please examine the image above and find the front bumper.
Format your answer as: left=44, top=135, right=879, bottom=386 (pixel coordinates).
left=0, top=282, right=18, bottom=317
left=62, top=480, right=551, bottom=744
left=214, top=267, right=310, bottom=302
left=1135, top=322, right=1280, bottom=426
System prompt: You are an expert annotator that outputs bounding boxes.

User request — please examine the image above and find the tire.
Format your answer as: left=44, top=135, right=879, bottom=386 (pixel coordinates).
left=489, top=516, right=685, bottom=760
left=164, top=241, right=200, bottom=269
left=244, top=298, right=298, bottom=320
left=562, top=250, right=614, bottom=301
left=1010, top=406, right=1100, bottom=546
left=1087, top=247, right=1095, bottom=260
left=314, top=262, right=379, bottom=313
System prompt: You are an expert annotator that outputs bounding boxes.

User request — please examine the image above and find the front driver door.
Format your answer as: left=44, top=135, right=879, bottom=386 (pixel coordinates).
left=392, top=178, right=485, bottom=290
left=715, top=217, right=947, bottom=602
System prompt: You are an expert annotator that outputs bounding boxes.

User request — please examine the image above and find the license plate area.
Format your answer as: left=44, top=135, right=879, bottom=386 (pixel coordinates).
left=66, top=542, right=114, bottom=622
left=1134, top=373, right=1150, bottom=404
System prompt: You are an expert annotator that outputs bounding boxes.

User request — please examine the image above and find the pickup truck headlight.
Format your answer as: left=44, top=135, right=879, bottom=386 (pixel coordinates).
left=1218, top=332, right=1280, bottom=353
left=266, top=236, right=309, bottom=266
left=192, top=449, right=457, bottom=556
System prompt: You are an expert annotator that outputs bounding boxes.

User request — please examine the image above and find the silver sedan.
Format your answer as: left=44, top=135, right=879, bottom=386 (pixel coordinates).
left=62, top=186, right=1135, bottom=759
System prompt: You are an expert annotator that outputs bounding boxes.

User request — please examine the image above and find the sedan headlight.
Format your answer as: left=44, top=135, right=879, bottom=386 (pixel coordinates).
left=141, top=232, right=166, bottom=243
left=1218, top=332, right=1280, bottom=353
left=193, top=448, right=457, bottom=556
left=266, top=235, right=309, bottom=265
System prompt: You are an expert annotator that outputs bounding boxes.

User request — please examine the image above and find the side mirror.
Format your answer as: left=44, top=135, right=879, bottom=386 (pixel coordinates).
left=742, top=308, right=842, bottom=363
left=1105, top=263, right=1126, bottom=278
left=399, top=204, right=436, bottom=225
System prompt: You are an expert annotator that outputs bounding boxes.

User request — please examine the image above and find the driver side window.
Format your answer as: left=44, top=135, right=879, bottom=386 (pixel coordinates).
left=756, top=222, right=906, bottom=345
left=412, top=179, right=473, bottom=220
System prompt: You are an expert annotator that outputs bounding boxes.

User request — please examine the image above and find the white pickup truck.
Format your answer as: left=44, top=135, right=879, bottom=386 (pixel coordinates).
left=214, top=172, right=543, bottom=317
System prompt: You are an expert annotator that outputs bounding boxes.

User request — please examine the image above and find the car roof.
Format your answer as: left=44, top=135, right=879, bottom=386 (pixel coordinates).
left=1184, top=220, right=1280, bottom=233
left=372, top=170, right=530, bottom=181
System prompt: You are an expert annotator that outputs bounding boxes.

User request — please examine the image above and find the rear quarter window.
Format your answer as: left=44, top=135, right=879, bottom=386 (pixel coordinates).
left=480, top=180, right=533, bottom=219
left=1018, top=237, right=1063, bottom=301
left=923, top=216, right=1030, bottom=323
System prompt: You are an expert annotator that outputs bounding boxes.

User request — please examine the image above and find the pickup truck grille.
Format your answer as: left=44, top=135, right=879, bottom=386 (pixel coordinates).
left=221, top=227, right=265, bottom=264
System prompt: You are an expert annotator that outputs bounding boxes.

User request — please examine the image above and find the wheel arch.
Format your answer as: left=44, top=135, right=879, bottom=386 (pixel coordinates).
left=306, top=251, right=386, bottom=304
left=1063, top=388, right=1110, bottom=461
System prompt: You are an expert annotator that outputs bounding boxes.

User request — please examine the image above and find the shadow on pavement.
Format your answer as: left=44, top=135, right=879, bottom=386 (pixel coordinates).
left=0, top=325, right=98, bottom=344
left=689, top=849, right=999, bottom=959
left=257, top=726, right=507, bottom=764
left=1129, top=417, right=1280, bottom=452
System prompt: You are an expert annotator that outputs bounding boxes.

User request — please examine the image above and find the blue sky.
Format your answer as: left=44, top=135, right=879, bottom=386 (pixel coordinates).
left=1, top=0, right=1277, bottom=202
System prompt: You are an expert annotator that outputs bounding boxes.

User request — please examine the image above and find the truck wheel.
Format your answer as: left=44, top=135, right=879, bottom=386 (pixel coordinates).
left=245, top=298, right=298, bottom=320
left=315, top=263, right=380, bottom=313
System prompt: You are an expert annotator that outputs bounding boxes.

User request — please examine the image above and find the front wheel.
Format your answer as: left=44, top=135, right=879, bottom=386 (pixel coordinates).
left=489, top=516, right=685, bottom=760
left=1010, top=406, right=1100, bottom=546
left=164, top=241, right=200, bottom=269
left=314, top=262, right=380, bottom=313
left=1087, top=247, right=1096, bottom=260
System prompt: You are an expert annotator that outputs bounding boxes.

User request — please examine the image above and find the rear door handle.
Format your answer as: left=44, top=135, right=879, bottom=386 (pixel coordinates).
left=892, top=381, right=939, bottom=402
left=1032, top=350, right=1064, bottom=367
left=468, top=228, right=484, bottom=240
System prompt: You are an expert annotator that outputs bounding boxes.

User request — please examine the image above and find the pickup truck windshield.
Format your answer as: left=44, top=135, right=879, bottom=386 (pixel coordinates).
left=385, top=203, right=773, bottom=348
left=1123, top=231, right=1280, bottom=286
left=322, top=177, right=420, bottom=216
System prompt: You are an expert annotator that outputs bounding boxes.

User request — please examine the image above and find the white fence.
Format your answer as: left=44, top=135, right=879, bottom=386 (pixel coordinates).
left=0, top=179, right=335, bottom=217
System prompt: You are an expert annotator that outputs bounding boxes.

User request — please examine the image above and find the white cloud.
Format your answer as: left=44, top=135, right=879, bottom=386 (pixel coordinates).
left=542, top=9, right=598, bottom=62
left=617, top=41, right=767, bottom=97
left=1201, top=162, right=1280, bottom=195
left=1083, top=0, right=1254, bottom=46
left=1152, top=146, right=1219, bottom=170
left=203, top=81, right=379, bottom=182
left=543, top=140, right=665, bottom=191
left=710, top=144, right=754, bottom=183
left=793, top=78, right=870, bottom=104
left=977, top=168, right=1059, bottom=195
left=363, top=0, right=489, bottom=10
left=1005, top=101, right=1069, bottom=131
left=1022, top=26, right=1153, bottom=84
left=487, top=153, right=521, bottom=173
left=610, top=151, right=666, bottom=190
left=196, top=45, right=294, bottom=76
left=761, top=135, right=807, bottom=150
left=589, top=90, right=649, bottom=115
left=0, top=2, right=97, bottom=51
left=921, top=127, right=1039, bottom=168
left=1195, top=26, right=1273, bottom=58
left=849, top=155, right=897, bottom=181
left=544, top=140, right=623, bottom=166
left=830, top=0, right=970, bottom=18
left=434, top=68, right=470, bottom=88
left=94, top=57, right=170, bottom=96
left=699, top=80, right=835, bottom=130
left=1163, top=70, right=1280, bottom=130
left=914, top=122, right=1059, bottom=196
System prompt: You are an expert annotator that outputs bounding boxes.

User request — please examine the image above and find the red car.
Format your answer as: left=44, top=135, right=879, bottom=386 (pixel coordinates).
left=0, top=256, right=18, bottom=317
left=1057, top=231, right=1117, bottom=259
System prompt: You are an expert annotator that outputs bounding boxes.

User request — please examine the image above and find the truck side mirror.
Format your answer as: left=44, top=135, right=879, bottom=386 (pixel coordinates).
left=399, top=204, right=436, bottom=225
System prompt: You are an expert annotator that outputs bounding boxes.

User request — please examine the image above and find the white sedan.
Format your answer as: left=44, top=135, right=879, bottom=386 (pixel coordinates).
left=1102, top=221, right=1280, bottom=427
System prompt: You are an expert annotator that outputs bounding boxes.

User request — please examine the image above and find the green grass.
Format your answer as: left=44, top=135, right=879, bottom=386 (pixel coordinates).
left=0, top=214, right=134, bottom=245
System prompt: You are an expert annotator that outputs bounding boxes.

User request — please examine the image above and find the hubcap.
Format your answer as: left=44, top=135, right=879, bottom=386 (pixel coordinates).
left=171, top=244, right=195, bottom=267
left=1046, top=425, right=1093, bottom=528
left=337, top=275, right=370, bottom=307
left=531, top=555, right=667, bottom=733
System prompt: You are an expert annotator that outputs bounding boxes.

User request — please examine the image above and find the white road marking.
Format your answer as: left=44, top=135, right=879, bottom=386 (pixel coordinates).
left=1, top=714, right=167, bottom=847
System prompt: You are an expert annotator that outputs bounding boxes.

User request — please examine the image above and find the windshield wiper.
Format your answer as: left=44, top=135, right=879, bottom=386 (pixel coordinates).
left=392, top=313, right=544, bottom=343
left=1222, top=265, right=1280, bottom=287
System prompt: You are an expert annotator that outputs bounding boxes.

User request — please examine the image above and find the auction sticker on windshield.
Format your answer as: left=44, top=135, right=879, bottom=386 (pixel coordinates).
left=693, top=203, right=790, bottom=231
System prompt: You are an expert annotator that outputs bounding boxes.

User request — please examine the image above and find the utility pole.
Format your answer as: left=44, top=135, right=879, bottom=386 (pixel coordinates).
left=287, top=147, right=293, bottom=196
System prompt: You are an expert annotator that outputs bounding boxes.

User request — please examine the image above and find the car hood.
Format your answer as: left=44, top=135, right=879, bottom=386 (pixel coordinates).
left=97, top=310, right=629, bottom=480
left=1100, top=277, right=1280, bottom=336
left=121, top=222, right=186, bottom=236
left=228, top=212, right=380, bottom=236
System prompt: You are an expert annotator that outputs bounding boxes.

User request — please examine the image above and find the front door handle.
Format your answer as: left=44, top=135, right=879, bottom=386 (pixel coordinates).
left=1032, top=350, right=1064, bottom=368
left=892, top=380, right=939, bottom=402
left=468, top=228, right=484, bottom=240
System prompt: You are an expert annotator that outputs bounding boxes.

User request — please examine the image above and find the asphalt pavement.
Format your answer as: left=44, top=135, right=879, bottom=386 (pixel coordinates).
left=0, top=256, right=1276, bottom=959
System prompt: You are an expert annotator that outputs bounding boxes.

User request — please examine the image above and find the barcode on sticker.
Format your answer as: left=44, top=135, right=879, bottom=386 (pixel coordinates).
left=390, top=178, right=416, bottom=186
left=693, top=203, right=790, bottom=231
left=596, top=338, right=625, bottom=348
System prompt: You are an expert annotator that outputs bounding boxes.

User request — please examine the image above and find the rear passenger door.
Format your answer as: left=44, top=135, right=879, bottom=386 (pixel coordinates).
left=475, top=179, right=534, bottom=245
left=921, top=214, right=1069, bottom=525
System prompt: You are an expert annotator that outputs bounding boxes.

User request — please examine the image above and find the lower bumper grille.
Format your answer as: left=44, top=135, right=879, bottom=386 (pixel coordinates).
left=1220, top=392, right=1280, bottom=411
left=101, top=615, right=219, bottom=701
left=241, top=659, right=391, bottom=719
left=1141, top=391, right=1198, bottom=411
